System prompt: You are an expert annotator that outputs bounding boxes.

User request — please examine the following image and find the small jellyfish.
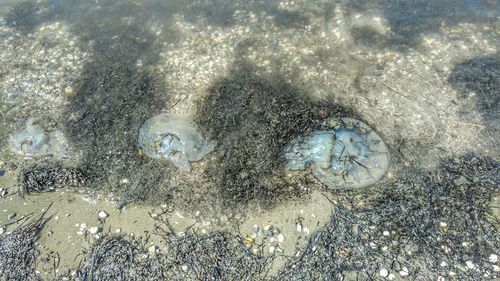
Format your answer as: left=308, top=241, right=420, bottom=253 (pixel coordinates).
left=8, top=118, right=68, bottom=159
left=284, top=117, right=390, bottom=190
left=138, top=113, right=216, bottom=171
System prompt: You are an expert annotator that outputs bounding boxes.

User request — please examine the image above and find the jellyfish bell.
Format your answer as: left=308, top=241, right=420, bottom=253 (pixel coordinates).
left=138, top=113, right=216, bottom=171
left=284, top=117, right=390, bottom=190
left=8, top=118, right=68, bottom=159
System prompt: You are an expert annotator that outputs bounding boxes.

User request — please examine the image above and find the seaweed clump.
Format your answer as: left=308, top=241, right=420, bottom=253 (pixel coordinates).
left=73, top=219, right=268, bottom=281
left=197, top=62, right=352, bottom=208
left=18, top=161, right=85, bottom=195
left=156, top=220, right=269, bottom=281
left=63, top=50, right=173, bottom=205
left=75, top=235, right=165, bottom=281
left=0, top=211, right=50, bottom=281
left=276, top=154, right=499, bottom=280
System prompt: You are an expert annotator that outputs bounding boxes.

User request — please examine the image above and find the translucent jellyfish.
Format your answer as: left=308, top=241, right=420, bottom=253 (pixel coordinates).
left=138, top=113, right=216, bottom=171
left=8, top=118, right=68, bottom=159
left=284, top=117, right=390, bottom=190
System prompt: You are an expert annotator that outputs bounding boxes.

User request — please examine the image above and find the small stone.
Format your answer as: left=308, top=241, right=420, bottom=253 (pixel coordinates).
left=79, top=223, right=87, bottom=229
left=89, top=226, right=100, bottom=235
left=115, top=228, right=121, bottom=233
left=277, top=234, right=285, bottom=243
left=76, top=231, right=83, bottom=235
left=399, top=269, right=409, bottom=276
left=465, top=260, right=475, bottom=269
left=47, top=230, right=54, bottom=236
left=303, top=227, right=310, bottom=235
left=181, top=265, right=188, bottom=271
left=253, top=224, right=259, bottom=233
left=489, top=254, right=498, bottom=263
left=296, top=223, right=302, bottom=232
left=388, top=273, right=396, bottom=280
left=269, top=246, right=275, bottom=254
left=440, top=261, right=448, bottom=267
left=439, top=222, right=448, bottom=228
left=437, top=276, right=445, bottom=281
left=383, top=230, right=390, bottom=236
left=148, top=245, right=159, bottom=253
left=493, top=265, right=499, bottom=272
left=7, top=213, right=16, bottom=220
left=448, top=271, right=456, bottom=276
left=195, top=210, right=201, bottom=217
left=0, top=227, right=6, bottom=235
left=379, top=268, right=389, bottom=277
left=98, top=210, right=108, bottom=219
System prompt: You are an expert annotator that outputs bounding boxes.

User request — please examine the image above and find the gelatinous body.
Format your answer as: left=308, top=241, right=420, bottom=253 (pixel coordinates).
left=138, top=113, right=216, bottom=171
left=284, top=117, right=390, bottom=190
left=8, top=119, right=68, bottom=159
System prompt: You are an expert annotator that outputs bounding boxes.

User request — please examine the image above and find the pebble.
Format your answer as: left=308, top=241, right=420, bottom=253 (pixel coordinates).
left=277, top=234, right=285, bottom=243
left=465, top=260, right=475, bottom=269
left=388, top=273, right=396, bottom=280
left=379, top=268, right=389, bottom=277
left=303, top=227, right=310, bottom=235
left=383, top=230, right=390, bottom=236
left=440, top=261, right=448, bottom=267
left=148, top=245, right=159, bottom=254
left=181, top=265, right=188, bottom=271
left=253, top=224, right=259, bottom=233
left=296, top=223, right=302, bottom=232
left=98, top=210, right=109, bottom=218
left=76, top=231, right=83, bottom=235
left=269, top=246, right=276, bottom=254
left=89, top=226, right=100, bottom=235
left=493, top=265, right=499, bottom=272
left=489, top=254, right=498, bottom=263
left=7, top=213, right=16, bottom=220
left=0, top=227, right=5, bottom=235
left=399, top=269, right=409, bottom=276
left=115, top=228, right=121, bottom=233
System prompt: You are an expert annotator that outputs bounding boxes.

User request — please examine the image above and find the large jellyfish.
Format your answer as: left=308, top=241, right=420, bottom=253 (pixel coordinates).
left=138, top=113, right=216, bottom=171
left=8, top=118, right=68, bottom=159
left=284, top=117, right=390, bottom=190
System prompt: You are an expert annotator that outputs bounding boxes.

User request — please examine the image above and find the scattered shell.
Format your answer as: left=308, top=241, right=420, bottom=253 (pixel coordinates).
left=379, top=268, right=389, bottom=277
left=98, top=210, right=108, bottom=219
left=277, top=234, right=285, bottom=243
left=89, top=226, right=100, bottom=235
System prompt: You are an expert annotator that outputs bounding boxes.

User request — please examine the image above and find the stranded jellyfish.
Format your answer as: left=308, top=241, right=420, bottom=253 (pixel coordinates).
left=284, top=117, right=390, bottom=190
left=8, top=118, right=68, bottom=159
left=138, top=113, right=216, bottom=171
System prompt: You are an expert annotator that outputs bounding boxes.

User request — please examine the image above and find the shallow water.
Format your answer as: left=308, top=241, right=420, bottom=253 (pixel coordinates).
left=0, top=0, right=498, bottom=280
